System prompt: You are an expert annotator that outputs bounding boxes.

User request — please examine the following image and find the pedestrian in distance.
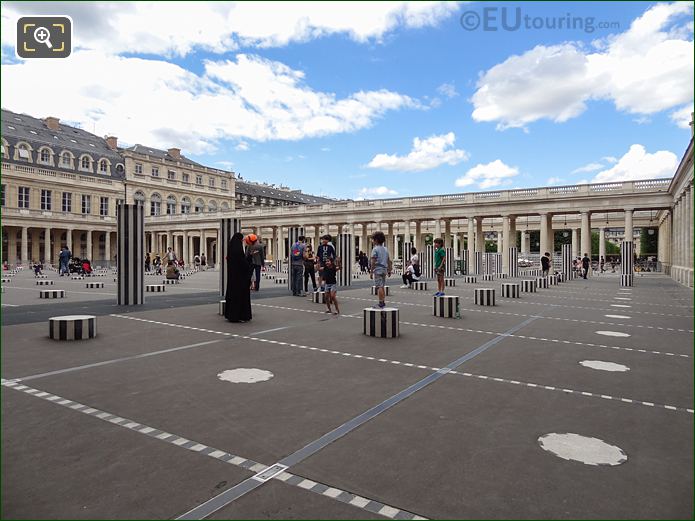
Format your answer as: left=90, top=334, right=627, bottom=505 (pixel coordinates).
left=370, top=231, right=392, bottom=309
left=541, top=251, right=551, bottom=277
left=290, top=235, right=306, bottom=296
left=323, top=257, right=340, bottom=314
left=582, top=253, right=590, bottom=279
left=303, top=244, right=318, bottom=293
left=434, top=238, right=446, bottom=296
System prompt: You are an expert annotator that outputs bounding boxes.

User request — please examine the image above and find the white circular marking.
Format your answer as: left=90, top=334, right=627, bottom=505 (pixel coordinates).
left=610, top=304, right=631, bottom=308
left=595, top=330, right=631, bottom=338
left=605, top=314, right=631, bottom=319
left=538, top=433, right=627, bottom=466
left=579, top=360, right=630, bottom=372
left=217, top=368, right=274, bottom=384
left=614, top=297, right=632, bottom=301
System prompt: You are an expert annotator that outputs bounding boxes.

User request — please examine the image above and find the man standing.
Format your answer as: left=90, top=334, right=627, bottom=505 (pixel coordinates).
left=541, top=251, right=551, bottom=277
left=58, top=246, right=71, bottom=276
left=582, top=252, right=591, bottom=279
left=290, top=235, right=306, bottom=296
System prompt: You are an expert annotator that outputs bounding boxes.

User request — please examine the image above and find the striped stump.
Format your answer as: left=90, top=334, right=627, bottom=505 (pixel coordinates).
left=497, top=273, right=508, bottom=279
left=411, top=281, right=428, bottom=291
left=464, top=276, right=477, bottom=284
left=474, top=288, right=496, bottom=306
left=352, top=274, right=361, bottom=280
left=85, top=282, right=104, bottom=289
left=444, top=278, right=456, bottom=287
left=219, top=300, right=226, bottom=316
left=275, top=277, right=287, bottom=284
left=433, top=295, right=460, bottom=318
left=1, top=278, right=10, bottom=283
left=71, top=276, right=84, bottom=280
left=312, top=291, right=327, bottom=304
left=482, top=274, right=495, bottom=282
left=162, top=279, right=180, bottom=284
left=49, top=315, right=97, bottom=341
left=620, top=274, right=634, bottom=287
left=370, top=286, right=390, bottom=296
left=36, top=280, right=53, bottom=286
left=536, top=277, right=548, bottom=289
left=556, top=272, right=565, bottom=283
left=501, top=283, right=520, bottom=298
left=35, top=274, right=48, bottom=279
left=146, top=285, right=165, bottom=292
left=521, top=280, right=537, bottom=293
left=548, top=275, right=559, bottom=286
left=40, top=289, right=65, bottom=299
left=266, top=274, right=276, bottom=280
left=363, top=307, right=399, bottom=338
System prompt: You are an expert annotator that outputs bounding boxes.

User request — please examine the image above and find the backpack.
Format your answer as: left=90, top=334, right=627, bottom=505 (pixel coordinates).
left=291, top=243, right=303, bottom=261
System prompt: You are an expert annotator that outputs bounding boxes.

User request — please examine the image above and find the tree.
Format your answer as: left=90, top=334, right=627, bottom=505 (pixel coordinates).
left=640, top=228, right=658, bottom=256
left=591, top=231, right=619, bottom=258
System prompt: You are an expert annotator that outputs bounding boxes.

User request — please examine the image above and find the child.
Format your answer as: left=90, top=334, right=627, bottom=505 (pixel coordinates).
left=434, top=238, right=446, bottom=296
left=316, top=234, right=336, bottom=291
left=370, top=231, right=392, bottom=309
left=323, top=257, right=340, bottom=314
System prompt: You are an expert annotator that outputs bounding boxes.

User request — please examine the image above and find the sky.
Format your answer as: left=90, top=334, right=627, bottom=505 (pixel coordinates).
left=1, top=1, right=693, bottom=200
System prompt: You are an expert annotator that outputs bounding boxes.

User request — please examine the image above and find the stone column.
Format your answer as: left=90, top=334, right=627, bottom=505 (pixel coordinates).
left=403, top=220, right=411, bottom=244
left=687, top=186, right=692, bottom=270
left=501, top=215, right=510, bottom=273
left=278, top=226, right=285, bottom=260
left=453, top=233, right=459, bottom=258
left=86, top=230, right=93, bottom=261
left=181, top=230, right=188, bottom=265
left=467, top=217, right=475, bottom=261
left=539, top=213, right=549, bottom=254
left=434, top=219, right=442, bottom=240
left=581, top=212, right=591, bottom=260
left=44, top=226, right=51, bottom=264
left=599, top=227, right=606, bottom=263
left=105, top=231, right=111, bottom=266
left=66, top=228, right=73, bottom=254
left=571, top=228, right=578, bottom=258
left=475, top=217, right=484, bottom=252
left=415, top=221, right=422, bottom=252
left=624, top=209, right=634, bottom=245
left=20, top=226, right=28, bottom=264
left=520, top=231, right=528, bottom=254
left=8, top=227, right=17, bottom=264
left=199, top=229, right=206, bottom=258
left=509, top=216, right=517, bottom=250
left=361, top=223, right=369, bottom=254
left=496, top=229, right=503, bottom=253
left=444, top=219, right=451, bottom=247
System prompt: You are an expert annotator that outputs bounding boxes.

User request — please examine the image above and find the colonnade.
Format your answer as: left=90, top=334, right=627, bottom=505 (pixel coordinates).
left=3, top=226, right=114, bottom=266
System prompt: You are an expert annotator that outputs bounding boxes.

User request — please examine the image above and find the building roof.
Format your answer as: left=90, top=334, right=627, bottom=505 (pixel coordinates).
left=235, top=180, right=334, bottom=204
left=123, top=144, right=206, bottom=168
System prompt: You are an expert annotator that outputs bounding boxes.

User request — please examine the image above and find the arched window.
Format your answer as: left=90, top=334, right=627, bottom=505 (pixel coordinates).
left=220, top=202, right=230, bottom=212
left=207, top=200, right=217, bottom=213
left=40, top=148, right=51, bottom=164
left=181, top=197, right=191, bottom=214
left=61, top=151, right=72, bottom=167
left=150, top=193, right=161, bottom=216
left=133, top=191, right=145, bottom=207
left=166, top=195, right=176, bottom=215
left=99, top=159, right=109, bottom=173
left=115, top=163, right=124, bottom=174
left=16, top=143, right=31, bottom=161
left=0, top=139, right=7, bottom=159
left=80, top=155, right=92, bottom=170
left=194, top=198, right=204, bottom=213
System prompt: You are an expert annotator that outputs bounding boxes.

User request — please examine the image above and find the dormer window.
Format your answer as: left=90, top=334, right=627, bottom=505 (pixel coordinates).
left=99, top=159, right=108, bottom=173
left=40, top=148, right=51, bottom=163
left=61, top=152, right=72, bottom=167
left=17, top=145, right=30, bottom=161
left=81, top=156, right=92, bottom=171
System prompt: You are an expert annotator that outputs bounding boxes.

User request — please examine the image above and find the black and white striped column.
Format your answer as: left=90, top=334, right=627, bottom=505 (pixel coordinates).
left=464, top=275, right=477, bottom=283
left=336, top=234, right=352, bottom=287
left=433, top=295, right=459, bottom=318
left=411, top=281, right=428, bottom=290
left=421, top=245, right=435, bottom=279
left=40, top=289, right=65, bottom=298
left=475, top=251, right=483, bottom=275
left=536, top=277, right=548, bottom=289
left=521, top=280, right=537, bottom=293
left=501, top=283, right=520, bottom=298
left=621, top=241, right=634, bottom=287
left=371, top=286, right=390, bottom=296
left=117, top=203, right=144, bottom=306
left=49, top=315, right=97, bottom=341
left=561, top=243, right=572, bottom=281
left=287, top=227, right=305, bottom=292
left=403, top=241, right=412, bottom=266
left=474, top=288, right=495, bottom=306
left=363, top=307, right=399, bottom=338
left=507, top=247, right=518, bottom=278
left=460, top=249, right=469, bottom=275
left=219, top=218, right=241, bottom=297
left=312, top=291, right=327, bottom=304
left=444, top=247, right=453, bottom=277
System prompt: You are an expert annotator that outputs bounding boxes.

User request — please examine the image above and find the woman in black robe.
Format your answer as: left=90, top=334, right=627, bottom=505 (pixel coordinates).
left=225, top=232, right=252, bottom=322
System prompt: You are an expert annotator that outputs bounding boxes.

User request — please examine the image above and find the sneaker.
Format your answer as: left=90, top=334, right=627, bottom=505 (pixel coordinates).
left=434, top=291, right=442, bottom=297
left=400, top=284, right=409, bottom=289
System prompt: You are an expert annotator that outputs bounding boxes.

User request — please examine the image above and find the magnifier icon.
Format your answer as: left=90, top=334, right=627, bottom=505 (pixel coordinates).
left=33, top=26, right=52, bottom=49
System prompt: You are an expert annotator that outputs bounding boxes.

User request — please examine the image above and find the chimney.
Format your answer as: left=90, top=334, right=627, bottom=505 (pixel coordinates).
left=105, top=136, right=118, bottom=150
left=168, top=147, right=181, bottom=160
left=44, top=116, right=60, bottom=130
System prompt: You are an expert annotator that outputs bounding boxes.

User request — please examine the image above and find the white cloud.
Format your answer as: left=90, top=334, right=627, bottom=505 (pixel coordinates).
left=235, top=141, right=250, bottom=151
left=547, top=177, right=565, bottom=185
left=602, top=156, right=619, bottom=164
left=321, top=147, right=331, bottom=152
left=216, top=160, right=235, bottom=170
left=1, top=1, right=459, bottom=56
left=356, top=186, right=398, bottom=199
left=571, top=162, right=604, bottom=174
left=436, top=82, right=458, bottom=98
left=471, top=3, right=694, bottom=129
left=1, top=52, right=417, bottom=153
left=454, top=159, right=519, bottom=189
left=591, top=144, right=678, bottom=183
left=366, top=132, right=468, bottom=172
left=670, top=104, right=694, bottom=129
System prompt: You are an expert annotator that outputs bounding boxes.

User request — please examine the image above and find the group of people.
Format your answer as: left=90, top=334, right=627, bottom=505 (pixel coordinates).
left=289, top=234, right=341, bottom=313
left=145, top=247, right=186, bottom=279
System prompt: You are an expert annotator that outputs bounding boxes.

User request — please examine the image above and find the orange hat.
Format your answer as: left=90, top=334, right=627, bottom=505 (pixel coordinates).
left=245, top=234, right=257, bottom=245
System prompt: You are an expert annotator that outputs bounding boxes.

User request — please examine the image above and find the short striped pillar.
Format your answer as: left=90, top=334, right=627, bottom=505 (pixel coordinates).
left=507, top=247, right=518, bottom=278
left=146, top=284, right=165, bottom=292
left=336, top=233, right=353, bottom=287
left=363, top=307, right=399, bottom=338
left=482, top=274, right=494, bottom=282
left=474, top=288, right=495, bottom=306
left=464, top=275, right=477, bottom=283
left=219, top=218, right=242, bottom=297
left=85, top=282, right=104, bottom=289
left=501, top=283, right=520, bottom=298
left=71, top=275, right=84, bottom=280
left=287, top=227, right=305, bottom=293
left=497, top=273, right=508, bottom=279
left=36, top=280, right=53, bottom=286
left=162, top=279, right=180, bottom=284
left=475, top=251, right=483, bottom=275
left=35, top=274, right=48, bottom=279
left=40, top=289, right=65, bottom=298
left=275, top=277, right=288, bottom=284
left=621, top=241, right=634, bottom=287
left=1, top=278, right=10, bottom=283
left=370, top=286, right=389, bottom=296
left=411, top=281, right=428, bottom=291
left=312, top=291, right=326, bottom=304
left=274, top=259, right=283, bottom=273
left=521, top=279, right=537, bottom=293
left=433, top=295, right=460, bottom=318
left=49, top=315, right=97, bottom=341
left=461, top=250, right=469, bottom=275
left=484, top=253, right=502, bottom=275
left=556, top=272, right=565, bottom=283
left=536, top=277, right=548, bottom=289
left=561, top=244, right=572, bottom=281
left=219, top=300, right=226, bottom=315
left=548, top=274, right=559, bottom=285
left=117, top=203, right=144, bottom=306
left=444, top=278, right=456, bottom=287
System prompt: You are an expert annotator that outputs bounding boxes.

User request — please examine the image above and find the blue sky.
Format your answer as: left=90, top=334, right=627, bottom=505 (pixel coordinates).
left=2, top=1, right=692, bottom=199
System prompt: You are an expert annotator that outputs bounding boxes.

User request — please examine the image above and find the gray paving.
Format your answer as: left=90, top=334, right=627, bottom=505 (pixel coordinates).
left=1, top=269, right=693, bottom=519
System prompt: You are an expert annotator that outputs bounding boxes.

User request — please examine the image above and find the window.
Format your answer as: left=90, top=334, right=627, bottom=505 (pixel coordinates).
left=99, top=160, right=108, bottom=173
left=40, top=148, right=51, bottom=163
left=135, top=163, right=143, bottom=174
left=62, top=192, right=72, bottom=212
left=81, top=195, right=91, bottom=214
left=150, top=193, right=161, bottom=216
left=81, top=156, right=91, bottom=170
left=208, top=200, right=217, bottom=212
left=18, top=187, right=29, bottom=208
left=166, top=195, right=176, bottom=215
left=167, top=170, right=176, bottom=180
left=208, top=178, right=215, bottom=188
left=0, top=184, right=5, bottom=206
left=151, top=167, right=159, bottom=177
left=61, top=152, right=71, bottom=166
left=194, top=198, right=204, bottom=213
left=181, top=197, right=191, bottom=214
left=195, top=175, right=203, bottom=185
left=17, top=145, right=30, bottom=161
left=41, top=189, right=52, bottom=211
left=133, top=191, right=145, bottom=206
left=221, top=179, right=228, bottom=190
left=220, top=201, right=230, bottom=212
left=182, top=173, right=190, bottom=183
left=100, top=197, right=108, bottom=216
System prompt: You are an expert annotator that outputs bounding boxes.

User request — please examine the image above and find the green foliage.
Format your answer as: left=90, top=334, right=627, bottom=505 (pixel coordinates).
left=640, top=228, right=658, bottom=255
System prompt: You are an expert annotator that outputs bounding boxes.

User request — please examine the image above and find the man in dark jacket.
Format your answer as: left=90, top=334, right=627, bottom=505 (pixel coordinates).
left=582, top=253, right=591, bottom=279
left=58, top=246, right=71, bottom=276
left=540, top=252, right=551, bottom=277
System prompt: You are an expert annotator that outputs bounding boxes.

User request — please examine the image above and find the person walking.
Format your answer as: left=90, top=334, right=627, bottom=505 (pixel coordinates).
left=58, top=246, right=71, bottom=276
left=323, top=257, right=340, bottom=314
left=245, top=234, right=264, bottom=291
left=582, top=252, right=590, bottom=279
left=200, top=253, right=207, bottom=271
left=290, top=235, right=306, bottom=296
left=370, top=231, right=392, bottom=309
left=224, top=232, right=252, bottom=323
left=599, top=255, right=605, bottom=273
left=541, top=251, right=551, bottom=277
left=145, top=253, right=151, bottom=272
left=303, top=244, right=318, bottom=293
left=316, top=235, right=336, bottom=291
